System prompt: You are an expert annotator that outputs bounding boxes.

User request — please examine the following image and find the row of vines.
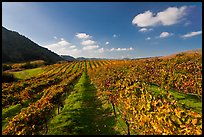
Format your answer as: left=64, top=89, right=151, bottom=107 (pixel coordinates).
left=87, top=53, right=202, bottom=135
left=2, top=53, right=202, bottom=135
left=2, top=61, right=84, bottom=135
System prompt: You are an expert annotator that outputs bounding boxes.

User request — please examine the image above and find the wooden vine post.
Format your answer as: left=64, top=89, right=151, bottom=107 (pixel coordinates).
left=111, top=100, right=117, bottom=117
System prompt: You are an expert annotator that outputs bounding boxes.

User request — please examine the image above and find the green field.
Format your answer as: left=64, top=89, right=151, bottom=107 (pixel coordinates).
left=12, top=67, right=44, bottom=80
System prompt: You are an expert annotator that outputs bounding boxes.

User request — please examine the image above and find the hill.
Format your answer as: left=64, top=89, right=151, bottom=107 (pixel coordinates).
left=159, top=48, right=202, bottom=59
left=2, top=27, right=64, bottom=64
left=61, top=55, right=76, bottom=61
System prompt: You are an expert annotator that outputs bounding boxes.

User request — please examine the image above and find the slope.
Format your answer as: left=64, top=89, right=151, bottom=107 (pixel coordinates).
left=2, top=26, right=64, bottom=64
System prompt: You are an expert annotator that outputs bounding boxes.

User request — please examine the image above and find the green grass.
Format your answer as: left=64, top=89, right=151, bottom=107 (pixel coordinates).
left=114, top=106, right=133, bottom=135
left=47, top=67, right=120, bottom=135
left=150, top=85, right=202, bottom=114
left=12, top=67, right=44, bottom=80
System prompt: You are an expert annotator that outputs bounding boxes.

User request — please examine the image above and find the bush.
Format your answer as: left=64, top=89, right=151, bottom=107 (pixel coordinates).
left=30, top=60, right=46, bottom=67
left=22, top=62, right=33, bottom=69
left=176, top=53, right=185, bottom=57
left=21, top=61, right=46, bottom=69
left=2, top=72, right=17, bottom=83
left=2, top=64, right=12, bottom=71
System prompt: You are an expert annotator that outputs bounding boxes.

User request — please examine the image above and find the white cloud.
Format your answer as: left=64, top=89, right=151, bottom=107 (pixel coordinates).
left=82, top=45, right=99, bottom=50
left=110, top=48, right=115, bottom=51
left=184, top=21, right=191, bottom=26
left=81, top=39, right=96, bottom=46
left=58, top=40, right=71, bottom=46
left=157, top=6, right=187, bottom=26
left=53, top=36, right=57, bottom=39
left=76, top=32, right=104, bottom=53
left=146, top=37, right=151, bottom=40
left=110, top=47, right=134, bottom=51
left=129, top=47, right=133, bottom=50
left=138, top=28, right=153, bottom=32
left=98, top=48, right=104, bottom=53
left=60, top=38, right=64, bottom=41
left=139, top=28, right=148, bottom=32
left=113, top=34, right=118, bottom=38
left=132, top=6, right=188, bottom=27
left=69, top=45, right=76, bottom=49
left=58, top=48, right=81, bottom=57
left=74, top=32, right=106, bottom=57
left=133, top=11, right=158, bottom=27
left=181, top=31, right=202, bottom=38
left=43, top=39, right=80, bottom=57
left=159, top=32, right=173, bottom=38
left=76, top=33, right=92, bottom=39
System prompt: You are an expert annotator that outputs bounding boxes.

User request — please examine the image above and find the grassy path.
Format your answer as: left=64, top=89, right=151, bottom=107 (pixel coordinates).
left=47, top=67, right=119, bottom=135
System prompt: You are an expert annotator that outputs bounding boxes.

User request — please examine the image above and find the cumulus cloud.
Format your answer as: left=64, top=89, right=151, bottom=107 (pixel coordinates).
left=82, top=45, right=99, bottom=50
left=45, top=38, right=71, bottom=47
left=43, top=39, right=80, bottom=56
left=98, top=48, right=104, bottom=53
left=58, top=40, right=71, bottom=46
left=110, top=47, right=134, bottom=51
left=146, top=37, right=151, bottom=40
left=75, top=32, right=106, bottom=57
left=44, top=34, right=108, bottom=58
left=113, top=34, right=119, bottom=38
left=58, top=48, right=81, bottom=57
left=139, top=28, right=148, bottom=32
left=69, top=45, right=76, bottom=49
left=181, top=31, right=202, bottom=38
left=132, top=6, right=188, bottom=27
left=53, top=36, right=57, bottom=39
left=77, top=33, right=101, bottom=51
left=139, top=28, right=153, bottom=32
left=159, top=32, right=173, bottom=38
left=184, top=21, right=191, bottom=26
left=76, top=33, right=92, bottom=39
left=81, top=39, right=96, bottom=46
left=156, top=32, right=173, bottom=38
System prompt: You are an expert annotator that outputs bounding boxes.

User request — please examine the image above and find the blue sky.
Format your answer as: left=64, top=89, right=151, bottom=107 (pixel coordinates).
left=2, top=2, right=202, bottom=59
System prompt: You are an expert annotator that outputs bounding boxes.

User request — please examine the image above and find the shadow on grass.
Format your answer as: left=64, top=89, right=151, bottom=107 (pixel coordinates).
left=174, top=91, right=201, bottom=101
left=48, top=71, right=119, bottom=135
left=150, top=84, right=202, bottom=114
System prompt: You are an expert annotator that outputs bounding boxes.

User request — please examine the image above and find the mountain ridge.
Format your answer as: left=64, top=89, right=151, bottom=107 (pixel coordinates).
left=2, top=26, right=64, bottom=64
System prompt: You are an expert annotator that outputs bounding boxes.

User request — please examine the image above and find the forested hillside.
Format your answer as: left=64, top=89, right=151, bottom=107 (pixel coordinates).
left=2, top=27, right=64, bottom=64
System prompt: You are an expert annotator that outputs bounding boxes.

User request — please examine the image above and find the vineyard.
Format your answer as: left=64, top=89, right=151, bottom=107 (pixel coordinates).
left=2, top=52, right=202, bottom=135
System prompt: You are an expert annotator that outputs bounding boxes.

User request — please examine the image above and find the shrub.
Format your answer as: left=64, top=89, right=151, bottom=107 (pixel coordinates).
left=22, top=62, right=33, bottom=69
left=176, top=53, right=185, bottom=57
left=2, top=72, right=17, bottom=83
left=2, top=64, right=12, bottom=71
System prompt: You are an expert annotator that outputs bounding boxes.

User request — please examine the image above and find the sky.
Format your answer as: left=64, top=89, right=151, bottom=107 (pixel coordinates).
left=2, top=2, right=202, bottom=59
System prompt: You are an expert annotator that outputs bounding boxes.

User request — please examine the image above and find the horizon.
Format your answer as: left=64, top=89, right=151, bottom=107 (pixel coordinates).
left=2, top=2, right=202, bottom=59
